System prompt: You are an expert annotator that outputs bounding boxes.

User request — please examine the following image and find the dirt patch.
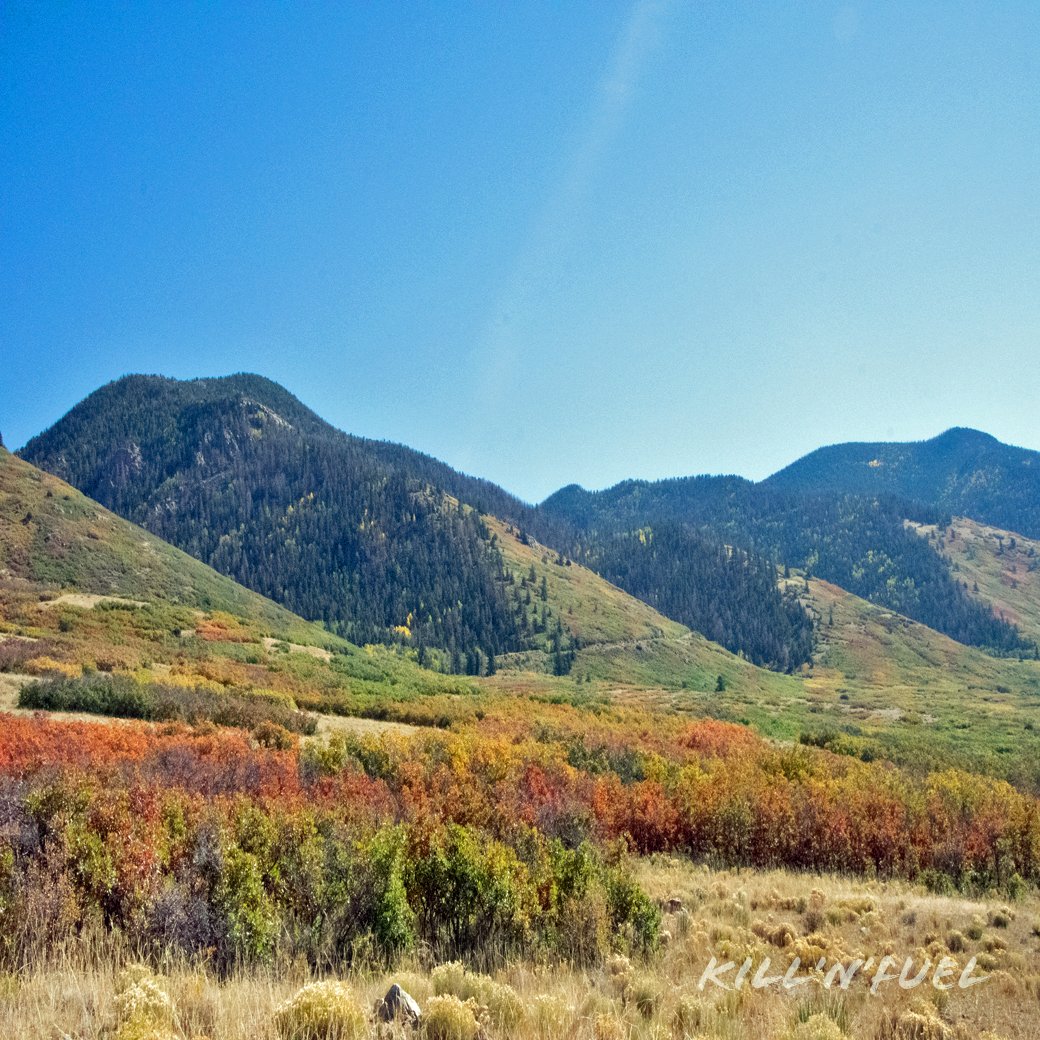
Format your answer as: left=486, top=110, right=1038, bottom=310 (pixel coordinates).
left=40, top=593, right=146, bottom=609
left=315, top=714, right=421, bottom=738
left=872, top=706, right=903, bottom=721
left=261, top=637, right=332, bottom=662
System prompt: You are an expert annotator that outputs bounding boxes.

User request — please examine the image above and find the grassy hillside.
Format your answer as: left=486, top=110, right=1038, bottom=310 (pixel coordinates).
left=488, top=515, right=687, bottom=646
left=912, top=516, right=1040, bottom=646
left=0, top=446, right=326, bottom=643
left=0, top=448, right=478, bottom=727
left=8, top=441, right=1040, bottom=790
left=487, top=513, right=685, bottom=674
left=0, top=447, right=783, bottom=727
left=485, top=515, right=811, bottom=702
left=785, top=576, right=1040, bottom=786
left=490, top=566, right=1040, bottom=789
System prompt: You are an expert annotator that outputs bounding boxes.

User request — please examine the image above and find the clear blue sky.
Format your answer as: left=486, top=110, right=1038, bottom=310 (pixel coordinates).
left=3, top=2, right=1038, bottom=502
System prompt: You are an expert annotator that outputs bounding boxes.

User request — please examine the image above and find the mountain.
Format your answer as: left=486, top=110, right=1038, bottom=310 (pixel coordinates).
left=765, top=427, right=1040, bottom=539
left=20, top=374, right=816, bottom=672
left=540, top=470, right=1033, bottom=657
left=20, top=374, right=535, bottom=668
left=22, top=375, right=1039, bottom=670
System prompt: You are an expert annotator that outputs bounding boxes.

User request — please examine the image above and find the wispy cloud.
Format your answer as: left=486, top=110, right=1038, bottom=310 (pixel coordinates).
left=475, top=0, right=671, bottom=394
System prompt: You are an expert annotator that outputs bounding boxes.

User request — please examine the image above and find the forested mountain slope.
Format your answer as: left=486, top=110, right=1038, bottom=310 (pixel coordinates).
left=765, top=427, right=1040, bottom=539
left=21, top=374, right=818, bottom=672
left=20, top=375, right=530, bottom=665
left=540, top=473, right=1032, bottom=657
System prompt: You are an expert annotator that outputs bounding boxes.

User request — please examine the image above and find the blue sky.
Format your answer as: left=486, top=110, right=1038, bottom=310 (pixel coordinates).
left=3, top=1, right=1038, bottom=502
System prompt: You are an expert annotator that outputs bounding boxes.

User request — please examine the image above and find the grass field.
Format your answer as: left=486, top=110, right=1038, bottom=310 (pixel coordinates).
left=3, top=863, right=1037, bottom=1039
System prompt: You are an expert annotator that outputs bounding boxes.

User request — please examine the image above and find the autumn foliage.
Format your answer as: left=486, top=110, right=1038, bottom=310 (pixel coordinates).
left=0, top=708, right=1037, bottom=973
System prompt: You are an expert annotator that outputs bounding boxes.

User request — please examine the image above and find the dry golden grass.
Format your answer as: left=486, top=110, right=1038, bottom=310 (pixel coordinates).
left=4, top=862, right=1037, bottom=1040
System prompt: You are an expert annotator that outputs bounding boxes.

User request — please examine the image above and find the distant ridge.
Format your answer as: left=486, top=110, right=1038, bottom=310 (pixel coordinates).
left=540, top=444, right=1034, bottom=657
left=764, top=428, right=1040, bottom=539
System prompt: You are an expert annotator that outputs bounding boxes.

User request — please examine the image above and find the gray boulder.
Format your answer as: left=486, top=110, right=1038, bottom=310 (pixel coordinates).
left=376, top=983, right=422, bottom=1026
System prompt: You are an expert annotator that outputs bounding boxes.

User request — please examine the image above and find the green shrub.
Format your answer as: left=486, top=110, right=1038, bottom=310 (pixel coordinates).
left=366, top=827, right=417, bottom=957
left=18, top=674, right=316, bottom=734
left=605, top=864, right=661, bottom=953
left=407, top=825, right=536, bottom=957
left=918, top=869, right=956, bottom=896
left=215, top=846, right=279, bottom=962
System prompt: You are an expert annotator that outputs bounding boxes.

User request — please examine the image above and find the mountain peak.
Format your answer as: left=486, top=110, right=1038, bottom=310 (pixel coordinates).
left=764, top=428, right=1040, bottom=538
left=930, top=427, right=1000, bottom=447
